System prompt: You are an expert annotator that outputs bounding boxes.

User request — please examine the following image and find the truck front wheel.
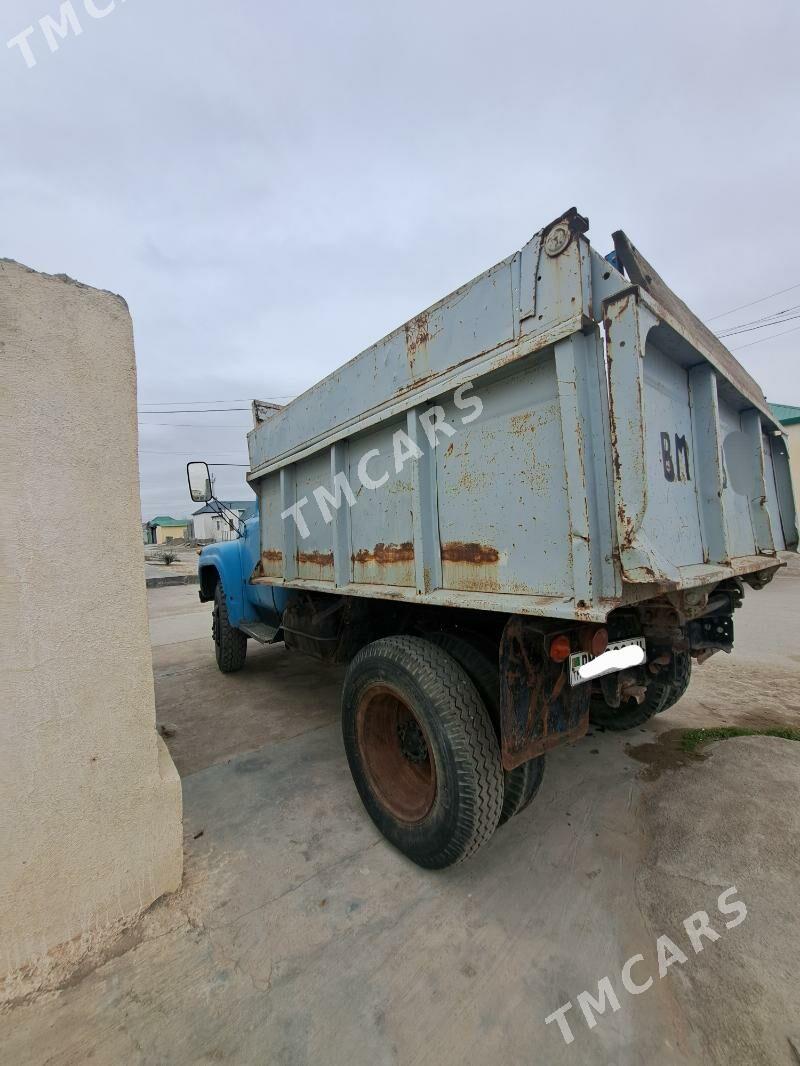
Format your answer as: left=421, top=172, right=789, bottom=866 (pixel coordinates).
left=342, top=636, right=504, bottom=869
left=213, top=581, right=248, bottom=673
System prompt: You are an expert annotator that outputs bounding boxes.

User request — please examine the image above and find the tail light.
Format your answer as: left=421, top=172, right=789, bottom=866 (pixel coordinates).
left=578, top=625, right=609, bottom=656
left=591, top=627, right=609, bottom=656
left=549, top=634, right=571, bottom=662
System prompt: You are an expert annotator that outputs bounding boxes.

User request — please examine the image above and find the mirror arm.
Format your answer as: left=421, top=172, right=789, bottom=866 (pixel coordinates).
left=207, top=498, right=245, bottom=539
left=187, top=461, right=245, bottom=538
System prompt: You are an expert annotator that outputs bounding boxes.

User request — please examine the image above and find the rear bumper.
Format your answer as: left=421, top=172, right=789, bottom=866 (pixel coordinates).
left=615, top=553, right=786, bottom=611
left=674, top=554, right=785, bottom=590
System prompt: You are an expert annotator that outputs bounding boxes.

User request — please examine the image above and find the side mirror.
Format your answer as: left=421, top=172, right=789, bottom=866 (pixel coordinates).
left=187, top=461, right=212, bottom=503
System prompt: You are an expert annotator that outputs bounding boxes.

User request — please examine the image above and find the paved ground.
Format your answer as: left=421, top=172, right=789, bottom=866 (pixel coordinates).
left=2, top=561, right=799, bottom=1064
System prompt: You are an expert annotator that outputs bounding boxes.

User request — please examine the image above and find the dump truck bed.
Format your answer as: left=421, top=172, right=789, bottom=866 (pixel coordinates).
left=247, top=209, right=797, bottom=621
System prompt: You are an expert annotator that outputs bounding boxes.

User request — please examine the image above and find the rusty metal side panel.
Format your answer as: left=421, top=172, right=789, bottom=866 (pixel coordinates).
left=639, top=338, right=705, bottom=566
left=499, top=616, right=590, bottom=770
left=294, top=451, right=335, bottom=583
left=604, top=285, right=793, bottom=585
left=258, top=472, right=284, bottom=578
left=348, top=417, right=416, bottom=588
left=434, top=357, right=573, bottom=597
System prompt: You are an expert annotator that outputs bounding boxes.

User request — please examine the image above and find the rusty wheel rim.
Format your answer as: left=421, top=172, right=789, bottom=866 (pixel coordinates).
left=355, top=685, right=436, bottom=823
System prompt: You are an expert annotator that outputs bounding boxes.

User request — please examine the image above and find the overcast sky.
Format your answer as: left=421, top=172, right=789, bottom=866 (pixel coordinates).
left=3, top=0, right=799, bottom=519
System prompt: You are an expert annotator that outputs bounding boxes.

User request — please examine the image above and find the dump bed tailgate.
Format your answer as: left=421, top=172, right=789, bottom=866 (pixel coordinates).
left=603, top=234, right=797, bottom=588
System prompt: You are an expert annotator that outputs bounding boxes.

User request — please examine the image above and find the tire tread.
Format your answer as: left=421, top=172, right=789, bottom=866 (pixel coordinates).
left=344, top=635, right=503, bottom=867
left=426, top=631, right=545, bottom=823
left=215, top=582, right=248, bottom=673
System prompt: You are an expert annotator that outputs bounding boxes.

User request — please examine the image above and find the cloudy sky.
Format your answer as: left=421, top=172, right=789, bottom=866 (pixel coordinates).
left=3, top=0, right=799, bottom=519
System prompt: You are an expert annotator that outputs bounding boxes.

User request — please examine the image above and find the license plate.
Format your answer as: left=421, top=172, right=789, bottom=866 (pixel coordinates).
left=569, top=637, right=647, bottom=687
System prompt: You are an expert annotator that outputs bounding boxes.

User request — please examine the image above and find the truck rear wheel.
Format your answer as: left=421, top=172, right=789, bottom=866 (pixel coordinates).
left=213, top=581, right=248, bottom=673
left=656, top=651, right=692, bottom=713
left=589, top=690, right=661, bottom=731
left=341, top=636, right=503, bottom=869
left=426, top=632, right=545, bottom=824
left=589, top=650, right=692, bottom=730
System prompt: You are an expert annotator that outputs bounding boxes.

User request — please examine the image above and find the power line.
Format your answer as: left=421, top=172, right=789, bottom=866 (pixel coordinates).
left=717, top=305, right=800, bottom=338
left=706, top=282, right=800, bottom=322
left=139, top=449, right=248, bottom=457
left=719, top=313, right=800, bottom=340
left=139, top=396, right=295, bottom=405
left=138, top=422, right=250, bottom=428
left=729, top=323, right=800, bottom=351
left=137, top=407, right=250, bottom=414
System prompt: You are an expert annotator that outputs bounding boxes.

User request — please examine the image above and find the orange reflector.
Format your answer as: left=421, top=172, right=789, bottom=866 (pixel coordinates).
left=549, top=634, right=571, bottom=662
left=591, top=627, right=609, bottom=656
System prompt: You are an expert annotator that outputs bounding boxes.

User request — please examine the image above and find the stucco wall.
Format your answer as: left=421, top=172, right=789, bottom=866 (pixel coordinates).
left=0, top=260, right=182, bottom=980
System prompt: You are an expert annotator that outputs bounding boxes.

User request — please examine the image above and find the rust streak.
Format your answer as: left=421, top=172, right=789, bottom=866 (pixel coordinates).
left=262, top=548, right=283, bottom=563
left=352, top=542, right=415, bottom=565
left=297, top=550, right=334, bottom=567
left=617, top=503, right=636, bottom=551
left=441, top=541, right=500, bottom=565
left=404, top=313, right=430, bottom=357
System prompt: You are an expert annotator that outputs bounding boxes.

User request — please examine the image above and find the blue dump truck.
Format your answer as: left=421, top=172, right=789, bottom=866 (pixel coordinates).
left=188, top=208, right=797, bottom=869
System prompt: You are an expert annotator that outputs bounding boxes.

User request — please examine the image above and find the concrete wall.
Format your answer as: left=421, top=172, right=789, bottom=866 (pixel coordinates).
left=0, top=260, right=183, bottom=980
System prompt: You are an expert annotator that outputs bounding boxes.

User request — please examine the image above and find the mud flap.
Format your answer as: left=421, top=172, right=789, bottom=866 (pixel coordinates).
left=499, top=615, right=591, bottom=770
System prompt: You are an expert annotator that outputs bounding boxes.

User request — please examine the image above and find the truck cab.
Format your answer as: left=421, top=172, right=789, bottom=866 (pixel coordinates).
left=188, top=491, right=290, bottom=669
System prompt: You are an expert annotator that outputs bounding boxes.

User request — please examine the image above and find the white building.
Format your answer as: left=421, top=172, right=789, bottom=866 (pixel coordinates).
left=190, top=500, right=257, bottom=542
left=769, top=404, right=800, bottom=509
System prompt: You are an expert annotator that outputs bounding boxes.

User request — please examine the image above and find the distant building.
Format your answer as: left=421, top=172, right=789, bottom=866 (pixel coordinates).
left=190, top=499, right=258, bottom=542
left=144, top=516, right=189, bottom=545
left=769, top=404, right=800, bottom=508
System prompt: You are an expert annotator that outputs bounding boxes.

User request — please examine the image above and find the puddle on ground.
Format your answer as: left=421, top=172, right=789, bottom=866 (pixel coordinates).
left=624, top=729, right=705, bottom=781
left=626, top=719, right=800, bottom=781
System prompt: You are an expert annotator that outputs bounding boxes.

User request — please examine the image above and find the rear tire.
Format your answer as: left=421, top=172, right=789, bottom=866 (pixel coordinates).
left=657, top=651, right=692, bottom=713
left=426, top=631, right=545, bottom=823
left=213, top=582, right=248, bottom=673
left=589, top=650, right=692, bottom=730
left=342, top=636, right=503, bottom=869
left=589, top=694, right=658, bottom=731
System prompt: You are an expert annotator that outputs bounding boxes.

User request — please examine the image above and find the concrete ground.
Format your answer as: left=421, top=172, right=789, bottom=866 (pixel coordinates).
left=2, top=562, right=799, bottom=1064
